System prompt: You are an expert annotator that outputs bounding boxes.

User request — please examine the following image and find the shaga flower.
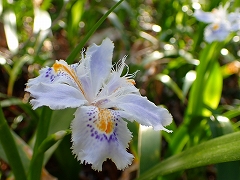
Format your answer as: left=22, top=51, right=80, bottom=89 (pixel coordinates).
left=194, top=3, right=240, bottom=43
left=25, top=38, right=173, bottom=171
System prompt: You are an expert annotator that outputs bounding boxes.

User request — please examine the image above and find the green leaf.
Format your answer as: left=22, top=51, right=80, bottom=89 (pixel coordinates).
left=0, top=105, right=27, bottom=180
left=53, top=134, right=81, bottom=179
left=187, top=42, right=221, bottom=118
left=3, top=10, right=19, bottom=53
left=203, top=61, right=223, bottom=116
left=27, top=106, right=52, bottom=180
left=7, top=55, right=31, bottom=96
left=66, top=0, right=85, bottom=42
left=0, top=130, right=32, bottom=173
left=66, top=0, right=125, bottom=64
left=208, top=115, right=239, bottom=180
left=182, top=70, right=196, bottom=101
left=166, top=124, right=189, bottom=155
left=156, top=74, right=184, bottom=101
left=137, top=131, right=240, bottom=180
left=35, top=130, right=71, bottom=156
left=43, top=108, right=75, bottom=165
left=138, top=126, right=161, bottom=175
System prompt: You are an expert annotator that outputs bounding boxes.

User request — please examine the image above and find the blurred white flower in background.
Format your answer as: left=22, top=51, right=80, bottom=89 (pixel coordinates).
left=194, top=3, right=240, bottom=43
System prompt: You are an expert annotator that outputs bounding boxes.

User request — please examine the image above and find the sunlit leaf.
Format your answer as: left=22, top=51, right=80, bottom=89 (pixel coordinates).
left=208, top=114, right=239, bottom=180
left=7, top=55, right=32, bottom=96
left=3, top=10, right=19, bottom=53
left=203, top=61, right=223, bottom=116
left=156, top=74, right=184, bottom=101
left=138, top=125, right=161, bottom=175
left=137, top=131, right=240, bottom=180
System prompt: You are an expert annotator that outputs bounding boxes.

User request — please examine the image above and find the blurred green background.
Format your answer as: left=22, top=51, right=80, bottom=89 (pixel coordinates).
left=0, top=0, right=240, bottom=179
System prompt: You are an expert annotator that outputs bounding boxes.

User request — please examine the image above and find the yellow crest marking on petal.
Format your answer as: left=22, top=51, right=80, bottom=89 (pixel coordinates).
left=53, top=62, right=85, bottom=96
left=96, top=108, right=114, bottom=134
left=212, top=9, right=218, bottom=14
left=127, top=79, right=136, bottom=85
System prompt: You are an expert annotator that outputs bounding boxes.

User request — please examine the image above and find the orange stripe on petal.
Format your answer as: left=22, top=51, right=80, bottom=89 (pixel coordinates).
left=53, top=61, right=86, bottom=96
left=127, top=79, right=136, bottom=85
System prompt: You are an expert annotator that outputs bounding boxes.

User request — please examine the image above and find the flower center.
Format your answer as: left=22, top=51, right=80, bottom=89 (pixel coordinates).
left=96, top=108, right=114, bottom=134
left=212, top=23, right=220, bottom=31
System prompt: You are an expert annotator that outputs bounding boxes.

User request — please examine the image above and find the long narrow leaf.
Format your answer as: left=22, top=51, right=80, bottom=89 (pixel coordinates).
left=0, top=105, right=27, bottom=180
left=30, top=130, right=71, bottom=174
left=27, top=106, right=52, bottom=180
left=66, top=0, right=125, bottom=64
left=137, top=131, right=240, bottom=180
left=138, top=125, right=161, bottom=176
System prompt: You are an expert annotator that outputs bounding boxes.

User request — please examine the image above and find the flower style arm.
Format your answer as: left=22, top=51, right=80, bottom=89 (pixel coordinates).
left=85, top=38, right=114, bottom=99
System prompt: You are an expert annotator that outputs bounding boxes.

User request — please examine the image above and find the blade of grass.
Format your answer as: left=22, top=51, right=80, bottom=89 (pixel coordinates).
left=3, top=10, right=19, bottom=53
left=27, top=106, right=52, bottom=180
left=7, top=55, right=30, bottom=96
left=202, top=61, right=223, bottom=116
left=182, top=42, right=224, bottom=147
left=208, top=115, right=239, bottom=180
left=156, top=74, right=184, bottom=102
left=0, top=105, right=27, bottom=180
left=66, top=0, right=125, bottom=64
left=136, top=131, right=240, bottom=180
left=187, top=42, right=221, bottom=118
left=67, top=0, right=85, bottom=43
left=138, top=125, right=161, bottom=176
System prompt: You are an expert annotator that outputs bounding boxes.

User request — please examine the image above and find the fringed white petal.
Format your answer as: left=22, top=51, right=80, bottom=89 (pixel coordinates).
left=194, top=9, right=216, bottom=23
left=71, top=106, right=134, bottom=171
left=100, top=72, right=139, bottom=97
left=228, top=12, right=240, bottom=31
left=26, top=83, right=87, bottom=110
left=113, top=94, right=173, bottom=132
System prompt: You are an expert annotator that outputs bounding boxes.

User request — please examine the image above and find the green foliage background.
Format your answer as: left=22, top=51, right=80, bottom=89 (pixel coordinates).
left=0, top=0, right=240, bottom=179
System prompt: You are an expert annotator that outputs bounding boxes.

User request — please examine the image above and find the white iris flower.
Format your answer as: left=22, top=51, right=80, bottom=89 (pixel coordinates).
left=26, top=38, right=172, bottom=171
left=194, top=3, right=240, bottom=43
